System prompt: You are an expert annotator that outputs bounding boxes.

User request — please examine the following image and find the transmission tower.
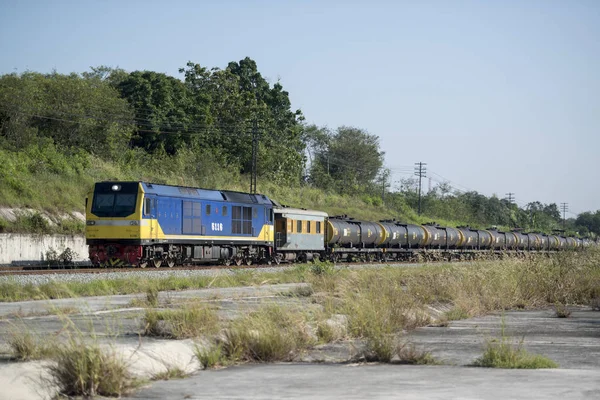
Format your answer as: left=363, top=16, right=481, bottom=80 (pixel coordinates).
left=414, top=162, right=427, bottom=216
left=561, top=202, right=569, bottom=230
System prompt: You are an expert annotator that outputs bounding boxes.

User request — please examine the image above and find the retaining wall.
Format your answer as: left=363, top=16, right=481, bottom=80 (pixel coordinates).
left=0, top=234, right=89, bottom=265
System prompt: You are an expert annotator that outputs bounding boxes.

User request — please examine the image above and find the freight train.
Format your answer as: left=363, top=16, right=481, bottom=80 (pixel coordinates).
left=85, top=181, right=594, bottom=267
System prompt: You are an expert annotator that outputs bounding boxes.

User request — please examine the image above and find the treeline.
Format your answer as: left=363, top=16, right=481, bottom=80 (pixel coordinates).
left=0, top=58, right=596, bottom=237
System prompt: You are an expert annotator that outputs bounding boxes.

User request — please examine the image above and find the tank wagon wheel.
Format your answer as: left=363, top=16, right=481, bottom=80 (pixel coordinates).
left=245, top=258, right=253, bottom=266
left=151, top=258, right=163, bottom=268
left=223, top=259, right=232, bottom=267
left=272, top=255, right=281, bottom=265
left=235, top=257, right=243, bottom=267
left=139, top=261, right=148, bottom=269
left=166, top=258, right=175, bottom=268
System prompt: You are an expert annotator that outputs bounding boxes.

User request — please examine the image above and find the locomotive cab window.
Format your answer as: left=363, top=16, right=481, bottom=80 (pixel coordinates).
left=144, top=198, right=151, bottom=216
left=206, top=204, right=211, bottom=215
left=222, top=206, right=228, bottom=217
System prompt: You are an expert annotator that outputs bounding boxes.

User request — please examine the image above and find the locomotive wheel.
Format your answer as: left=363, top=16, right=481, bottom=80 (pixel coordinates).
left=151, top=258, right=163, bottom=268
left=235, top=258, right=243, bottom=267
left=245, top=258, right=252, bottom=266
left=166, top=259, right=175, bottom=268
left=139, top=261, right=148, bottom=269
left=223, top=259, right=231, bottom=267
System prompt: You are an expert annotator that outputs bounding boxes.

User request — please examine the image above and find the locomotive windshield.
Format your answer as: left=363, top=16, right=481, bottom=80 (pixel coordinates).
left=91, top=182, right=139, bottom=217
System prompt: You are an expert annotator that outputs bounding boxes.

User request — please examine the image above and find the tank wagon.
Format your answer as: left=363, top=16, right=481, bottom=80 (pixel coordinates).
left=85, top=181, right=593, bottom=267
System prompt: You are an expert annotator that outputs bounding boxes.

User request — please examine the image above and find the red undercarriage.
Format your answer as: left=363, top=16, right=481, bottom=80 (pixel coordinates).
left=89, top=244, right=143, bottom=266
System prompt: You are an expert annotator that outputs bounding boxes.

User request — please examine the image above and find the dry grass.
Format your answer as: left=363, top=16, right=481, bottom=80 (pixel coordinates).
left=143, top=304, right=220, bottom=339
left=8, top=330, right=56, bottom=360
left=395, top=342, right=440, bottom=365
left=220, top=305, right=314, bottom=362
left=554, top=302, right=572, bottom=318
left=151, top=365, right=188, bottom=381
left=47, top=339, right=139, bottom=397
left=194, top=343, right=226, bottom=370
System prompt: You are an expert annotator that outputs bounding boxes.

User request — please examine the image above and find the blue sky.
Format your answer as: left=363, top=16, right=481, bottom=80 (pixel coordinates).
left=1, top=0, right=598, bottom=215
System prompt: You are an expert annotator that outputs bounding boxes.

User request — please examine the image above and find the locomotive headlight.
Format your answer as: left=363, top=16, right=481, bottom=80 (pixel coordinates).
left=111, top=184, right=121, bottom=191
left=86, top=221, right=95, bottom=225
left=129, top=221, right=139, bottom=226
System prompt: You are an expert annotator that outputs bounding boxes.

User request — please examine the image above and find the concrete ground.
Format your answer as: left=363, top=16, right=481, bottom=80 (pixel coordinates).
left=126, top=364, right=600, bottom=400
left=125, top=307, right=600, bottom=400
left=0, top=285, right=598, bottom=400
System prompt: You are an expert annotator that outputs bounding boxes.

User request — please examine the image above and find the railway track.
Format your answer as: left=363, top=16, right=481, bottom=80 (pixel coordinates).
left=0, top=263, right=290, bottom=276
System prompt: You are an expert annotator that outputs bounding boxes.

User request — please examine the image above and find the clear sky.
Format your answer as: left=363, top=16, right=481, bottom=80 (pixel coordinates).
left=1, top=0, right=598, bottom=215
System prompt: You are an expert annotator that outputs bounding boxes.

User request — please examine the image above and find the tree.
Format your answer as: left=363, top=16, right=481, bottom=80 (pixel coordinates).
left=575, top=211, right=600, bottom=236
left=116, top=71, right=210, bottom=154
left=0, top=71, right=134, bottom=158
left=310, top=126, right=384, bottom=193
left=179, top=58, right=305, bottom=183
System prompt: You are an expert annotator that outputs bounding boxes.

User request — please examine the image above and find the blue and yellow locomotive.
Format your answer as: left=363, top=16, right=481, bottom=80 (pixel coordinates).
left=86, top=181, right=274, bottom=267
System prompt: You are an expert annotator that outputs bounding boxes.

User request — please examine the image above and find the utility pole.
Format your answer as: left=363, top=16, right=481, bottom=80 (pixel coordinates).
left=250, top=121, right=259, bottom=194
left=414, top=162, right=427, bottom=216
left=561, top=202, right=569, bottom=230
left=380, top=170, right=390, bottom=205
left=505, top=193, right=515, bottom=228
left=505, top=193, right=515, bottom=205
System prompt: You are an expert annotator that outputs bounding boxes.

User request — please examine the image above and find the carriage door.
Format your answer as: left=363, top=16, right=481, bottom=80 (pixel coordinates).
left=274, top=216, right=287, bottom=248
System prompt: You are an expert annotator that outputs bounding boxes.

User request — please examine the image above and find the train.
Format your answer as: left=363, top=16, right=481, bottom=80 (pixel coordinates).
left=85, top=181, right=594, bottom=267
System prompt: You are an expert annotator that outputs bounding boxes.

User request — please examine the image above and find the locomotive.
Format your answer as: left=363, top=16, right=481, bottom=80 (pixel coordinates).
left=85, top=181, right=592, bottom=267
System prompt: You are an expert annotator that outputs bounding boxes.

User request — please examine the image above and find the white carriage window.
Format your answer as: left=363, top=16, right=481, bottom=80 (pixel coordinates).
left=316, top=221, right=321, bottom=234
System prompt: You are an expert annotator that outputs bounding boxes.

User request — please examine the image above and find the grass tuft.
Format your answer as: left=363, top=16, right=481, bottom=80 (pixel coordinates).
left=8, top=330, right=55, bottom=360
left=473, top=319, right=558, bottom=369
left=221, top=305, right=314, bottom=362
left=554, top=303, right=572, bottom=318
left=194, top=343, right=226, bottom=370
left=395, top=342, right=440, bottom=365
left=445, top=306, right=469, bottom=321
left=146, top=287, right=159, bottom=307
left=47, top=341, right=139, bottom=397
left=143, top=304, right=220, bottom=339
left=151, top=366, right=188, bottom=381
